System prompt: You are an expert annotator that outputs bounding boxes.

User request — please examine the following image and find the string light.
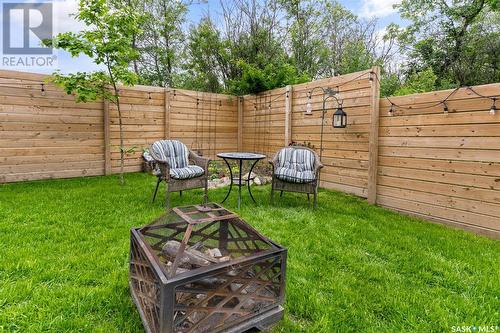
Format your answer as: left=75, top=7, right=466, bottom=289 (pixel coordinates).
left=305, top=70, right=369, bottom=115
left=306, top=92, right=313, bottom=115
left=490, top=98, right=496, bottom=115
left=148, top=92, right=151, bottom=100
left=388, top=103, right=395, bottom=116
left=41, top=84, right=45, bottom=96
left=443, top=101, right=449, bottom=114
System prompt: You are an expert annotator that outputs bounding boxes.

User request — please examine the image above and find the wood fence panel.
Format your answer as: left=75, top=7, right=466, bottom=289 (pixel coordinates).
left=377, top=83, right=500, bottom=237
left=0, top=71, right=238, bottom=181
left=241, top=87, right=287, bottom=158
left=168, top=89, right=238, bottom=160
left=108, top=86, right=165, bottom=174
left=240, top=69, right=374, bottom=198
left=0, top=70, right=105, bottom=182
left=290, top=69, right=373, bottom=197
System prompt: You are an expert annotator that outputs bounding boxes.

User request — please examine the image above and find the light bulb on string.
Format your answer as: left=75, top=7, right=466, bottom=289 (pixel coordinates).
left=443, top=102, right=449, bottom=114
left=388, top=103, right=395, bottom=116
left=305, top=92, right=312, bottom=115
left=490, top=98, right=496, bottom=115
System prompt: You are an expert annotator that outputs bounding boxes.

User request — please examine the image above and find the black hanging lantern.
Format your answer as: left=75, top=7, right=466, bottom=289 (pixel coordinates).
left=333, top=106, right=347, bottom=128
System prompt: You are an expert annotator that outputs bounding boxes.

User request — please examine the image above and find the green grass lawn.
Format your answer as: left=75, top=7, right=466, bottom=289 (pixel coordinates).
left=0, top=173, right=499, bottom=332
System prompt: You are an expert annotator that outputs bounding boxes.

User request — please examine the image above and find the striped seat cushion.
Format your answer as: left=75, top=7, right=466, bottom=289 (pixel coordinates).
left=274, top=147, right=316, bottom=183
left=170, top=165, right=204, bottom=180
left=150, top=140, right=189, bottom=169
left=275, top=167, right=315, bottom=183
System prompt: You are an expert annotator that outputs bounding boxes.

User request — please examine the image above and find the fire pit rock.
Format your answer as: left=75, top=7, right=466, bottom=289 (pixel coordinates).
left=129, top=203, right=287, bottom=333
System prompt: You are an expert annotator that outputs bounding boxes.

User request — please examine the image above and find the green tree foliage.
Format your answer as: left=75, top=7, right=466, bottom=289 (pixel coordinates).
left=177, top=0, right=400, bottom=94
left=229, top=61, right=309, bottom=95
left=380, top=72, right=402, bottom=97
left=393, top=68, right=439, bottom=96
left=278, top=0, right=326, bottom=78
left=44, top=0, right=142, bottom=184
left=280, top=0, right=397, bottom=78
left=131, top=0, right=188, bottom=87
left=179, top=18, right=228, bottom=93
left=180, top=1, right=310, bottom=94
left=51, top=0, right=500, bottom=103
left=393, top=0, right=500, bottom=89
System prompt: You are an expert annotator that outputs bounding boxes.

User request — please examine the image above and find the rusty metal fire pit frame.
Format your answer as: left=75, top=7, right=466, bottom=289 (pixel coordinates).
left=129, top=203, right=287, bottom=333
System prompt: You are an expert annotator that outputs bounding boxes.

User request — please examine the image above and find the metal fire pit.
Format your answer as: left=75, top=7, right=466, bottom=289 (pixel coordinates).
left=129, top=203, right=287, bottom=333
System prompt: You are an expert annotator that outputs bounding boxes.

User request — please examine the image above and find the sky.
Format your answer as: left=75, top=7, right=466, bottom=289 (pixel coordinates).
left=0, top=0, right=403, bottom=74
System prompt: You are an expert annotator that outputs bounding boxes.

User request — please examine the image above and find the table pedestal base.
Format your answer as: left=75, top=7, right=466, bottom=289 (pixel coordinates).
left=221, top=157, right=260, bottom=209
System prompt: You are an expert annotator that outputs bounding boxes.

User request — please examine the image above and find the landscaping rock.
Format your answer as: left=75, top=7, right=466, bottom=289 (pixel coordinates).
left=243, top=172, right=257, bottom=181
left=208, top=176, right=230, bottom=189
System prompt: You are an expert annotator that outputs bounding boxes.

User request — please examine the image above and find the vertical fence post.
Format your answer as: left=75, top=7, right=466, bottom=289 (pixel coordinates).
left=103, top=99, right=111, bottom=175
left=367, top=66, right=381, bottom=204
left=238, top=96, right=243, bottom=151
left=164, top=88, right=171, bottom=139
left=284, top=85, right=293, bottom=146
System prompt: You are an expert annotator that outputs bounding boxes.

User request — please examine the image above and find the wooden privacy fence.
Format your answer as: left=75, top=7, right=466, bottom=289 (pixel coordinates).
left=377, top=85, right=500, bottom=237
left=0, top=70, right=238, bottom=181
left=242, top=68, right=378, bottom=198
left=107, top=87, right=238, bottom=174
left=0, top=68, right=499, bottom=237
left=240, top=71, right=499, bottom=236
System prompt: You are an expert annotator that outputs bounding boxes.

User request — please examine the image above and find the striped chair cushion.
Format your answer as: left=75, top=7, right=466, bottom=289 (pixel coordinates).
left=170, top=165, right=204, bottom=180
left=275, top=168, right=315, bottom=184
left=274, top=147, right=316, bottom=183
left=142, top=149, right=155, bottom=163
left=150, top=140, right=189, bottom=169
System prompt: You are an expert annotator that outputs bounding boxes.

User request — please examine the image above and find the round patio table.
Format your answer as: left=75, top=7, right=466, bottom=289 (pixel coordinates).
left=217, top=152, right=266, bottom=209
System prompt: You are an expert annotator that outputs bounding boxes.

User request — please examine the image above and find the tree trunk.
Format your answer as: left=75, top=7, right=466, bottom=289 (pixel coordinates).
left=115, top=89, right=125, bottom=185
left=132, top=35, right=139, bottom=76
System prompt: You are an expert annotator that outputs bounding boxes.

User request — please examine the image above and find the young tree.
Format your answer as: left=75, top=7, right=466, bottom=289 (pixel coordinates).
left=44, top=0, right=142, bottom=184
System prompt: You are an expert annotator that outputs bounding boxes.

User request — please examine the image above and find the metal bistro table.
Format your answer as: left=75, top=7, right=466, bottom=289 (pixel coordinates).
left=217, top=152, right=266, bottom=209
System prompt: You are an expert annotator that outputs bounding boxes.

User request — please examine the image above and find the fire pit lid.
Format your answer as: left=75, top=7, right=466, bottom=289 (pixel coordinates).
left=138, top=203, right=278, bottom=279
